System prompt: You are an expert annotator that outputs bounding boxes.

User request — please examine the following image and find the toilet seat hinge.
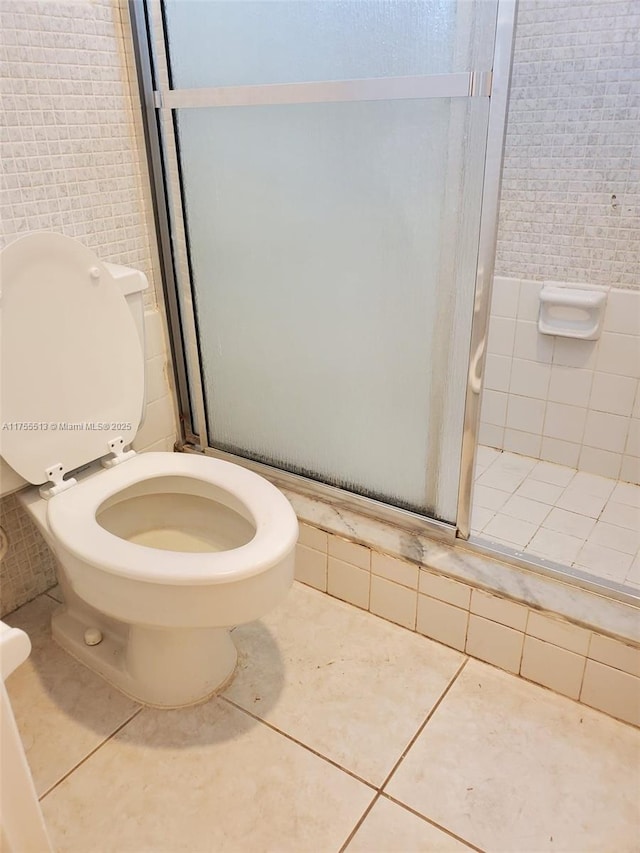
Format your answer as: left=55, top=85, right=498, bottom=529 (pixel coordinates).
left=39, top=463, right=77, bottom=500
left=101, top=437, right=136, bottom=469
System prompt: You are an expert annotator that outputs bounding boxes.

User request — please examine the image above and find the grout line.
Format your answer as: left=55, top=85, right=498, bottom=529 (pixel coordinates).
left=377, top=657, right=469, bottom=792
left=219, top=695, right=378, bottom=793
left=380, top=793, right=485, bottom=853
left=337, top=792, right=381, bottom=853
left=39, top=706, right=143, bottom=801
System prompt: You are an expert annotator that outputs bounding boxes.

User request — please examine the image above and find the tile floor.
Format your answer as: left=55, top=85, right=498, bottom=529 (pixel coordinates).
left=6, top=581, right=640, bottom=852
left=472, top=446, right=640, bottom=591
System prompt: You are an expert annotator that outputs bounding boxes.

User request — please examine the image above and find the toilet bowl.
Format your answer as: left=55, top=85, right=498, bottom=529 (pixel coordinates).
left=0, top=232, right=298, bottom=707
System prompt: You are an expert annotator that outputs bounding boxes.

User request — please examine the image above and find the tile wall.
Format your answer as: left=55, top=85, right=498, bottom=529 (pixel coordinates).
left=480, top=277, right=640, bottom=483
left=495, top=0, right=640, bottom=289
left=0, top=0, right=178, bottom=615
left=296, top=523, right=640, bottom=727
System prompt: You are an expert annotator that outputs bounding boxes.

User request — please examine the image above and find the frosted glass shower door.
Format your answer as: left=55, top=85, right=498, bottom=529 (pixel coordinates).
left=162, top=0, right=498, bottom=523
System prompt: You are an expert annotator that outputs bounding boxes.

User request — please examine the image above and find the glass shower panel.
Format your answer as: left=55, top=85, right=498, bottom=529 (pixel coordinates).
left=176, top=96, right=489, bottom=518
left=163, top=0, right=498, bottom=87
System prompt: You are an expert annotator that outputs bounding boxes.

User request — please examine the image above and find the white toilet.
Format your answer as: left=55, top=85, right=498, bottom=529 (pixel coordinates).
left=0, top=232, right=298, bottom=708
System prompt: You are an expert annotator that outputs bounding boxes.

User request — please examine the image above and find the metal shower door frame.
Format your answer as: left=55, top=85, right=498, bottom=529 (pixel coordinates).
left=128, top=0, right=517, bottom=542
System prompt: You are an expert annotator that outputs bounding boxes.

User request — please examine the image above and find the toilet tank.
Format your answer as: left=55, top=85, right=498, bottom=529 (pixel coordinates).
left=0, top=261, right=149, bottom=499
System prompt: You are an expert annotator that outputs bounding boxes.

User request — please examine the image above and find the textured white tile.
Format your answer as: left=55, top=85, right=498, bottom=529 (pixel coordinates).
left=416, top=595, right=469, bottom=652
left=529, top=460, right=576, bottom=487
left=596, top=333, right=640, bottom=379
left=574, top=542, right=633, bottom=583
left=583, top=410, right=629, bottom=453
left=513, top=320, right=554, bottom=363
left=540, top=436, right=581, bottom=468
left=481, top=389, right=508, bottom=427
left=620, top=455, right=640, bottom=487
left=543, top=402, right=587, bottom=443
left=465, top=616, right=524, bottom=674
left=387, top=662, right=640, bottom=852
left=347, top=797, right=470, bottom=853
left=487, top=316, right=516, bottom=357
left=491, top=276, right=520, bottom=318
left=509, top=358, right=551, bottom=399
left=570, top=471, right=616, bottom=499
left=501, top=494, right=552, bottom=526
left=548, top=365, right=593, bottom=408
left=370, top=576, right=417, bottom=630
left=327, top=557, right=370, bottom=609
left=556, top=488, right=607, bottom=519
left=515, top=477, right=564, bottom=505
left=526, top=528, right=585, bottom=565
left=590, top=373, right=637, bottom=417
left=552, top=338, right=598, bottom=371
left=473, top=484, right=511, bottom=511
left=483, top=514, right=538, bottom=548
left=225, top=583, right=464, bottom=786
left=520, top=636, right=585, bottom=700
left=516, top=279, right=542, bottom=321
left=526, top=611, right=590, bottom=656
left=506, top=395, right=546, bottom=434
left=478, top=421, right=505, bottom=449
left=578, top=446, right=622, bottom=480
left=298, top=523, right=328, bottom=552
left=470, top=505, right=495, bottom=533
left=503, top=428, right=542, bottom=457
left=483, top=353, right=512, bottom=392
left=328, top=536, right=370, bottom=570
left=470, top=589, right=528, bottom=631
left=371, top=552, right=418, bottom=589
left=542, top=506, right=595, bottom=540
left=418, top=571, right=472, bottom=610
left=599, top=501, right=640, bottom=532
left=603, top=290, right=640, bottom=337
left=610, top=482, right=640, bottom=508
left=295, top=544, right=327, bottom=591
left=587, top=521, right=640, bottom=556
left=589, top=635, right=640, bottom=678
left=580, top=660, right=640, bottom=727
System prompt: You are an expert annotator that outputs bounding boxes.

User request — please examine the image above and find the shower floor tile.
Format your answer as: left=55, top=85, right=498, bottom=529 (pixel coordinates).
left=472, top=448, right=640, bottom=591
left=6, top=583, right=640, bottom=852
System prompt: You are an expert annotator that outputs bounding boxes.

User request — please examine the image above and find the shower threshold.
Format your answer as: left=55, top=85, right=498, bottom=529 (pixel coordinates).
left=472, top=446, right=640, bottom=594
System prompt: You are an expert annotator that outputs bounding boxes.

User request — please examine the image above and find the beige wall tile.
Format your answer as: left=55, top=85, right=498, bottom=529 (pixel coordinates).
left=298, top=523, right=328, bottom=552
left=418, top=571, right=471, bottom=609
left=466, top=615, right=524, bottom=674
left=371, top=552, right=418, bottom=589
left=588, top=634, right=640, bottom=677
left=470, top=589, right=528, bottom=631
left=526, top=611, right=591, bottom=656
left=328, top=535, right=371, bottom=570
left=294, top=544, right=327, bottom=592
left=520, top=636, right=586, bottom=700
left=327, top=557, right=370, bottom=610
left=416, top=595, right=468, bottom=652
left=370, top=576, right=417, bottom=630
left=580, top=660, right=640, bottom=727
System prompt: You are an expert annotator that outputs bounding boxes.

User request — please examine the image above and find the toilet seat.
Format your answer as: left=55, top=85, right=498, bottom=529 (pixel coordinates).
left=47, top=452, right=298, bottom=586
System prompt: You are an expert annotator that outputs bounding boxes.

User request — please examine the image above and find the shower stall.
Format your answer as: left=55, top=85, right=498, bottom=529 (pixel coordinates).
left=131, top=1, right=516, bottom=544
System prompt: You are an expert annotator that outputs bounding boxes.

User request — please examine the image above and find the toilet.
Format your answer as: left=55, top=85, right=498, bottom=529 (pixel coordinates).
left=0, top=232, right=298, bottom=708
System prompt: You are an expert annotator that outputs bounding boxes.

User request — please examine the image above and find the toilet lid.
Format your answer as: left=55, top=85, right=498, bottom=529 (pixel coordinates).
left=0, top=233, right=144, bottom=485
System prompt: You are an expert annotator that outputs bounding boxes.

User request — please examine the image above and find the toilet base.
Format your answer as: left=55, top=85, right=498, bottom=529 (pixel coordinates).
left=51, top=605, right=238, bottom=708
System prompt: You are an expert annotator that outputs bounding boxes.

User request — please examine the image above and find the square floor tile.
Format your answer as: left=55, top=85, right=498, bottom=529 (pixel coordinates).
left=5, top=596, right=140, bottom=796
left=385, top=660, right=640, bottom=853
left=222, top=583, right=464, bottom=786
left=346, top=796, right=472, bottom=852
left=41, top=698, right=374, bottom=853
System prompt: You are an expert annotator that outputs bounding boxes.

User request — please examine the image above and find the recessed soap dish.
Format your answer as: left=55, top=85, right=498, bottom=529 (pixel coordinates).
left=538, top=285, right=607, bottom=340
